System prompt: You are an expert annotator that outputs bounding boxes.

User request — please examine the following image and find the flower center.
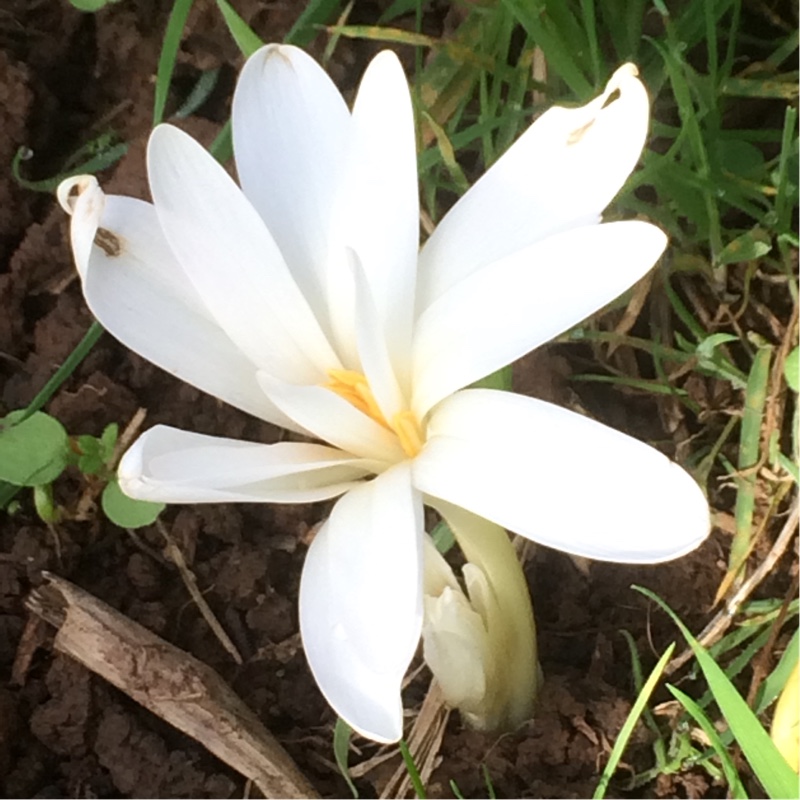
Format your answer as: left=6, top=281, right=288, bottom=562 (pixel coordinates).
left=326, top=369, right=424, bottom=458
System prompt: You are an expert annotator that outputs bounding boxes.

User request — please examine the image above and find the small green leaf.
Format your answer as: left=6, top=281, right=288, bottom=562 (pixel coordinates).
left=0, top=412, right=69, bottom=486
left=100, top=423, right=119, bottom=455
left=102, top=479, right=164, bottom=528
left=785, top=347, right=799, bottom=393
left=76, top=434, right=105, bottom=475
left=68, top=0, right=118, bottom=11
left=715, top=229, right=772, bottom=267
left=715, top=139, right=765, bottom=179
left=333, top=718, right=358, bottom=798
left=33, top=484, right=60, bottom=524
left=696, top=332, right=739, bottom=359
left=75, top=424, right=118, bottom=476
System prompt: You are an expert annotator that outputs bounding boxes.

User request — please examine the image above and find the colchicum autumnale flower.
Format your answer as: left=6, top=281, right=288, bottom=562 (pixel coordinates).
left=58, top=45, right=710, bottom=743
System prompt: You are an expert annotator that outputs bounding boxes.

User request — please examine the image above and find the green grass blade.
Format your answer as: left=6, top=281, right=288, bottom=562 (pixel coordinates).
left=668, top=684, right=748, bottom=798
left=0, top=320, right=105, bottom=510
left=173, top=67, right=220, bottom=119
left=209, top=119, right=233, bottom=163
left=18, top=322, right=105, bottom=424
left=729, top=344, right=772, bottom=572
left=635, top=587, right=800, bottom=799
left=755, top=628, right=800, bottom=715
left=399, top=739, right=427, bottom=799
left=774, top=106, right=799, bottom=233
left=579, top=0, right=601, bottom=83
left=215, top=0, right=263, bottom=56
left=619, top=630, right=667, bottom=767
left=286, top=0, right=343, bottom=46
left=500, top=0, right=593, bottom=96
left=593, top=643, right=675, bottom=799
left=482, top=764, right=497, bottom=799
left=12, top=141, right=127, bottom=192
left=333, top=717, right=358, bottom=798
left=153, top=0, right=194, bottom=125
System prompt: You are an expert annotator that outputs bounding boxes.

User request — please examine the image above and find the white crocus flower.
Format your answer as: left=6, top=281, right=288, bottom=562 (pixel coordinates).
left=57, top=45, right=710, bottom=744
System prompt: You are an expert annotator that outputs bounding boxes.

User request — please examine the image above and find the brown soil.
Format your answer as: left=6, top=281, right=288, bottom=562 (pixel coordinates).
left=0, top=2, right=793, bottom=798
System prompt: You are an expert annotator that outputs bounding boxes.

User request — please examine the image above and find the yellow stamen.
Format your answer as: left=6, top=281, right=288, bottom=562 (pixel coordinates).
left=326, top=369, right=424, bottom=458
left=327, top=369, right=389, bottom=426
left=392, top=411, right=424, bottom=458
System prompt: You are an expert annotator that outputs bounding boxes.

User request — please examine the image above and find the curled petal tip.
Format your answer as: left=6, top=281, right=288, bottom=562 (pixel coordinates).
left=613, top=62, right=640, bottom=80
left=56, top=174, right=101, bottom=217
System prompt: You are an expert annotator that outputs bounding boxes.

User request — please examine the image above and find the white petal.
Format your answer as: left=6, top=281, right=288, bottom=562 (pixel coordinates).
left=421, top=536, right=490, bottom=716
left=257, top=373, right=405, bottom=463
left=422, top=587, right=488, bottom=712
left=300, top=463, right=423, bottom=742
left=413, top=390, right=710, bottom=563
left=147, top=124, right=340, bottom=383
left=352, top=257, right=407, bottom=422
left=57, top=176, right=298, bottom=429
left=326, top=51, right=419, bottom=382
left=422, top=534, right=460, bottom=596
left=412, top=221, right=667, bottom=418
left=233, top=44, right=350, bottom=325
left=119, top=425, right=372, bottom=503
left=418, top=64, right=650, bottom=309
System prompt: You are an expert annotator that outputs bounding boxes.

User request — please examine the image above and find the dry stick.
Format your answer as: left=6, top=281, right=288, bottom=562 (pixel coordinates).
left=10, top=614, right=48, bottom=686
left=157, top=520, right=244, bottom=665
left=112, top=407, right=148, bottom=467
left=665, top=496, right=799, bottom=675
left=27, top=572, right=318, bottom=799
left=745, top=573, right=799, bottom=708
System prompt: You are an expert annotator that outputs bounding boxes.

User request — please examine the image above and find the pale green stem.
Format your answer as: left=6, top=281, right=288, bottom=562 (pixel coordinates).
left=431, top=498, right=539, bottom=730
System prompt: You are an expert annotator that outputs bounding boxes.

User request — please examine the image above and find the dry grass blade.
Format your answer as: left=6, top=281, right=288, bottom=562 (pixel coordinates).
left=607, top=271, right=654, bottom=357
left=157, top=519, right=243, bottom=665
left=666, top=496, right=799, bottom=675
left=26, top=573, right=317, bottom=799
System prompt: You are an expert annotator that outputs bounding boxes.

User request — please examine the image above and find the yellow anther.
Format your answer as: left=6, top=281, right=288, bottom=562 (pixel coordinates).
left=392, top=411, right=424, bottom=458
left=325, top=369, right=424, bottom=458
left=327, top=369, right=389, bottom=426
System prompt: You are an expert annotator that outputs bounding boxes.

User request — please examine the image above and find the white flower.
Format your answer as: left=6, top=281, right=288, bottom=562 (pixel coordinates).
left=57, top=45, right=710, bottom=743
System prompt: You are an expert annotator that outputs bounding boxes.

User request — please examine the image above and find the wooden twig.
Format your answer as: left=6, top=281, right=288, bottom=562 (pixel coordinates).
left=665, top=497, right=799, bottom=675
left=26, top=573, right=318, bottom=799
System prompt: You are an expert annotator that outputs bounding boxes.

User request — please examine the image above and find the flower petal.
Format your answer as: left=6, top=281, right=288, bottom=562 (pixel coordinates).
left=299, top=463, right=423, bottom=742
left=57, top=176, right=298, bottom=429
left=412, top=221, right=667, bottom=418
left=417, top=64, right=650, bottom=309
left=413, top=389, right=710, bottom=563
left=233, top=44, right=350, bottom=324
left=352, top=256, right=407, bottom=422
left=422, top=587, right=489, bottom=713
left=118, top=425, right=373, bottom=503
left=147, top=124, right=340, bottom=383
left=257, top=372, right=406, bottom=463
left=326, top=51, right=419, bottom=381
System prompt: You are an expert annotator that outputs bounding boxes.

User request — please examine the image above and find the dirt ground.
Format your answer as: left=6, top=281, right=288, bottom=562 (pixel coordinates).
left=0, top=1, right=794, bottom=798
